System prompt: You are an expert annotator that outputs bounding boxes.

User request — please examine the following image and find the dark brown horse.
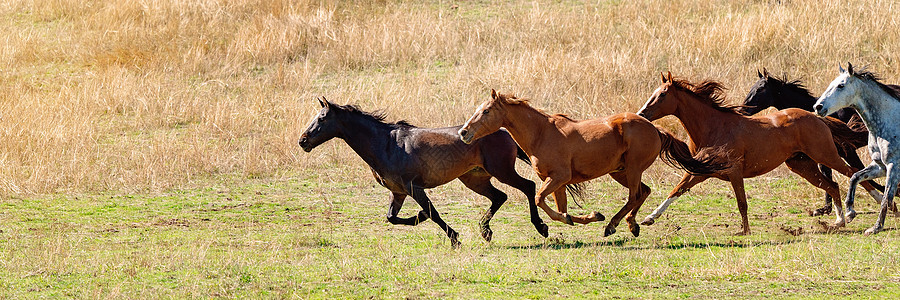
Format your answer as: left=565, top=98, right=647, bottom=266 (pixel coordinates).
left=299, top=97, right=548, bottom=248
left=637, top=73, right=879, bottom=235
left=739, top=69, right=896, bottom=216
left=458, top=90, right=725, bottom=237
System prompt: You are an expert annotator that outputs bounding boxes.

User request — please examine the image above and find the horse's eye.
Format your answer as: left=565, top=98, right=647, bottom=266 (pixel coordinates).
left=482, top=109, right=489, bottom=115
left=837, top=84, right=845, bottom=89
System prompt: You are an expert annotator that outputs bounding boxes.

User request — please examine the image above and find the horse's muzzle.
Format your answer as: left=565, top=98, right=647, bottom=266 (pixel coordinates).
left=299, top=135, right=312, bottom=152
left=458, top=128, right=473, bottom=144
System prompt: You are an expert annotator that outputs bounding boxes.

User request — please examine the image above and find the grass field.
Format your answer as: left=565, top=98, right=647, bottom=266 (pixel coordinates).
left=2, top=0, right=900, bottom=298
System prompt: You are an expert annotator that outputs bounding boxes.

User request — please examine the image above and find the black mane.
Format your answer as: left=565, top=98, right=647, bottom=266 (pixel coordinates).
left=337, top=104, right=416, bottom=127
left=769, top=74, right=813, bottom=98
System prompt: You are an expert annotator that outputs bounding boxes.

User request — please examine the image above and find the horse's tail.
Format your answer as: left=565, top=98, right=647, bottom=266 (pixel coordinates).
left=821, top=116, right=867, bottom=152
left=656, top=128, right=729, bottom=175
left=514, top=144, right=587, bottom=208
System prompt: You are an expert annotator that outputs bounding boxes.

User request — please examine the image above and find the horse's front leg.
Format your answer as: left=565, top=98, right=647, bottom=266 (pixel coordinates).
left=385, top=192, right=430, bottom=226
left=866, top=165, right=898, bottom=236
left=845, top=163, right=885, bottom=223
left=553, top=189, right=604, bottom=225
left=406, top=183, right=460, bottom=248
left=535, top=175, right=575, bottom=225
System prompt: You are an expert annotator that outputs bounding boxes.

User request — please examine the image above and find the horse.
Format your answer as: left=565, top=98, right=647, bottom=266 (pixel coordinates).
left=457, top=89, right=725, bottom=237
left=814, top=63, right=900, bottom=235
left=739, top=69, right=892, bottom=216
left=299, top=97, right=549, bottom=248
left=637, top=72, right=877, bottom=235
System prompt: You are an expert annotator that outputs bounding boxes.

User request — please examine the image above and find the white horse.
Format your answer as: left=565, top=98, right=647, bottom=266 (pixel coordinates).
left=814, top=63, right=900, bottom=235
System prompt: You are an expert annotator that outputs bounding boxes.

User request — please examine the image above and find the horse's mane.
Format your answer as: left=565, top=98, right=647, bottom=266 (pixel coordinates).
left=670, top=78, right=744, bottom=114
left=767, top=74, right=813, bottom=98
left=851, top=69, right=900, bottom=102
left=496, top=92, right=579, bottom=120
left=337, top=103, right=416, bottom=127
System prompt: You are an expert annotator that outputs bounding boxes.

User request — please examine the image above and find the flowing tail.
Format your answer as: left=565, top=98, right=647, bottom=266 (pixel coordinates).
left=515, top=145, right=587, bottom=208
left=656, top=129, right=729, bottom=175
left=821, top=116, right=868, bottom=151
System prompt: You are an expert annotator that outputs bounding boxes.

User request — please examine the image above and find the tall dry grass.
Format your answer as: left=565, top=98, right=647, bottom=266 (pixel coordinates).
left=1, top=0, right=899, bottom=197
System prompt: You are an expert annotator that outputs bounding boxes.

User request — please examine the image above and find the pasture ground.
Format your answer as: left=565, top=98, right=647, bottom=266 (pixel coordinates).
left=2, top=168, right=899, bottom=298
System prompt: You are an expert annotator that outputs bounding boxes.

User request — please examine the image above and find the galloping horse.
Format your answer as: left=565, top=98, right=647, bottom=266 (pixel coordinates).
left=637, top=73, right=874, bottom=235
left=299, top=97, right=548, bottom=248
left=815, top=63, right=900, bottom=235
left=458, top=90, right=725, bottom=237
left=739, top=69, right=891, bottom=216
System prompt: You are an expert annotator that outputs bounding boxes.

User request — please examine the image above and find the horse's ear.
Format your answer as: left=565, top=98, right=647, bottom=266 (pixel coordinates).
left=839, top=64, right=846, bottom=74
left=666, top=71, right=673, bottom=82
left=847, top=62, right=854, bottom=75
left=491, top=89, right=498, bottom=100
left=660, top=72, right=667, bottom=83
left=316, top=97, right=325, bottom=108
left=757, top=69, right=763, bottom=79
left=762, top=67, right=769, bottom=78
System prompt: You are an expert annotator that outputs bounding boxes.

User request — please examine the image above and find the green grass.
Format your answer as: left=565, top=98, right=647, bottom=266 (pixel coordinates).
left=1, top=171, right=899, bottom=298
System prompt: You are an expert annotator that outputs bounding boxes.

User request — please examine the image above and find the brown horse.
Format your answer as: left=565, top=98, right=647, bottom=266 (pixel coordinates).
left=637, top=73, right=878, bottom=235
left=458, top=90, right=726, bottom=237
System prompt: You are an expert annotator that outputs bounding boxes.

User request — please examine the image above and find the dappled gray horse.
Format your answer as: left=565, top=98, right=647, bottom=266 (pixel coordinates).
left=815, top=63, right=900, bottom=235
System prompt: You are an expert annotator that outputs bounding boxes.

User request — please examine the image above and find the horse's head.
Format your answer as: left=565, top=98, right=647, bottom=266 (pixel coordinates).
left=637, top=72, right=679, bottom=121
left=815, top=63, right=860, bottom=116
left=299, top=97, right=342, bottom=152
left=739, top=69, right=779, bottom=115
left=459, top=89, right=513, bottom=144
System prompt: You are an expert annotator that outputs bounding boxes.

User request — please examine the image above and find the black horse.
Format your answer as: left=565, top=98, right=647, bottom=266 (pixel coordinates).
left=299, top=97, right=571, bottom=248
left=740, top=69, right=892, bottom=215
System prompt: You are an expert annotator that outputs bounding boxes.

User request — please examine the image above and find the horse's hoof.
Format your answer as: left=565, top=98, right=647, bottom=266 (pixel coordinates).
left=562, top=213, right=575, bottom=226
left=864, top=226, right=881, bottom=236
left=450, top=239, right=462, bottom=249
left=846, top=210, right=857, bottom=223
left=603, top=226, right=616, bottom=237
left=592, top=211, right=606, bottom=222
left=630, top=224, right=640, bottom=237
left=640, top=217, right=655, bottom=226
left=480, top=227, right=493, bottom=242
left=810, top=206, right=832, bottom=217
left=536, top=223, right=550, bottom=238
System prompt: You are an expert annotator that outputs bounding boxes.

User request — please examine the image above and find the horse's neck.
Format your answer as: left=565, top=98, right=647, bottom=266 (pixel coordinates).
left=339, top=118, right=395, bottom=170
left=854, top=88, right=900, bottom=139
left=673, top=96, right=734, bottom=146
left=502, top=105, right=553, bottom=155
left=776, top=89, right=816, bottom=111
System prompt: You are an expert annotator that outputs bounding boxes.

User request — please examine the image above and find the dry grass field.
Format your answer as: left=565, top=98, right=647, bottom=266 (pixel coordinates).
left=2, top=0, right=900, bottom=298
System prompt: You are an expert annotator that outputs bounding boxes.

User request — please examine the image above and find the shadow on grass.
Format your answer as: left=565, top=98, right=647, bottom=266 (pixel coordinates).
left=503, top=236, right=804, bottom=251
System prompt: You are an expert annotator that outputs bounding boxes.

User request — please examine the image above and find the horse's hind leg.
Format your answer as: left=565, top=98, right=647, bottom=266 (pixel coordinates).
left=406, top=183, right=460, bottom=248
left=607, top=171, right=651, bottom=237
left=785, top=156, right=846, bottom=229
left=484, top=157, right=549, bottom=237
left=641, top=173, right=709, bottom=225
left=459, top=172, right=507, bottom=242
left=386, top=192, right=430, bottom=226
left=815, top=164, right=834, bottom=216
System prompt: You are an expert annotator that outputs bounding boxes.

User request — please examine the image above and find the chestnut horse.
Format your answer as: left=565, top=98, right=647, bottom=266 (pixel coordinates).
left=637, top=73, right=877, bottom=235
left=458, top=90, right=725, bottom=237
left=300, top=97, right=549, bottom=248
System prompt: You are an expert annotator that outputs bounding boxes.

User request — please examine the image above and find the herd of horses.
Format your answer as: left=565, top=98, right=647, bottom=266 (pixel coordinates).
left=299, top=63, right=900, bottom=247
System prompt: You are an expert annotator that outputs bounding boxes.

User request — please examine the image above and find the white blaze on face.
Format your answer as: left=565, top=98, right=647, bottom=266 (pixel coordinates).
left=638, top=87, right=662, bottom=115
left=464, top=102, right=486, bottom=128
